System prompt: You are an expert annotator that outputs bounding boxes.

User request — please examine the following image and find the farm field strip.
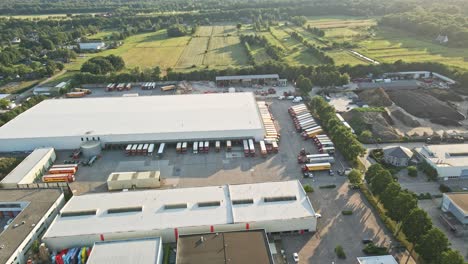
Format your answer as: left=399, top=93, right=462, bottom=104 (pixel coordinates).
left=306, top=18, right=376, bottom=29
left=205, top=36, right=248, bottom=66
left=250, top=44, right=272, bottom=64
left=176, top=37, right=209, bottom=68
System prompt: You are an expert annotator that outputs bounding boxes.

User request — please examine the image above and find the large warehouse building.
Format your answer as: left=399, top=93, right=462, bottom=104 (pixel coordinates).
left=415, top=144, right=468, bottom=179
left=43, top=180, right=317, bottom=250
left=0, top=93, right=265, bottom=152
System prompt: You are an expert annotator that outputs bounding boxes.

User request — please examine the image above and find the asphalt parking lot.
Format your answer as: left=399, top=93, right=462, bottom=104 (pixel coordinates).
left=56, top=99, right=414, bottom=263
left=419, top=199, right=468, bottom=261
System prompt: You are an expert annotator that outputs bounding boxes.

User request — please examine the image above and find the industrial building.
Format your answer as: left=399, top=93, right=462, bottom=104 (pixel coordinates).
left=86, top=238, right=163, bottom=264
left=216, top=74, right=285, bottom=87
left=357, top=255, right=398, bottom=264
left=0, top=93, right=265, bottom=152
left=107, top=171, right=161, bottom=191
left=0, top=189, right=65, bottom=264
left=0, top=148, right=56, bottom=188
left=78, top=42, right=106, bottom=50
left=43, top=180, right=317, bottom=250
left=415, top=144, right=468, bottom=179
left=176, top=230, right=273, bottom=264
left=441, top=192, right=468, bottom=225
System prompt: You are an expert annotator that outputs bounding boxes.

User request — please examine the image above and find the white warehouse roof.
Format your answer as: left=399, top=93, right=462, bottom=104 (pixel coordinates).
left=0, top=93, right=265, bottom=151
left=86, top=238, right=162, bottom=264
left=43, top=180, right=315, bottom=243
left=0, top=148, right=54, bottom=185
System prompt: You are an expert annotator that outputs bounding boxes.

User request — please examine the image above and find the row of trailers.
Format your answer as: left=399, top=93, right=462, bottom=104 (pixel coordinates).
left=257, top=101, right=280, bottom=142
left=125, top=143, right=163, bottom=157
left=243, top=139, right=279, bottom=157
left=42, top=164, right=79, bottom=183
left=288, top=104, right=323, bottom=139
left=178, top=141, right=225, bottom=154
left=106, top=83, right=132, bottom=92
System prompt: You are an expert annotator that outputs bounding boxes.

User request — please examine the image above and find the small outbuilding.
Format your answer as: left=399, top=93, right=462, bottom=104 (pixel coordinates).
left=382, top=146, right=413, bottom=167
left=87, top=238, right=162, bottom=264
left=107, top=171, right=161, bottom=190
left=441, top=192, right=468, bottom=225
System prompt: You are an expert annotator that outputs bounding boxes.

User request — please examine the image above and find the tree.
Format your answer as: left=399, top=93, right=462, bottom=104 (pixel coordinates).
left=347, top=169, right=362, bottom=185
left=105, top=55, right=125, bottom=71
left=236, top=23, right=242, bottom=30
left=359, top=130, right=373, bottom=141
left=365, top=164, right=384, bottom=184
left=387, top=191, right=417, bottom=222
left=370, top=169, right=393, bottom=195
left=297, top=74, right=312, bottom=95
left=416, top=228, right=449, bottom=264
left=402, top=208, right=432, bottom=244
left=167, top=24, right=188, bottom=37
left=0, top=99, right=10, bottom=109
left=379, top=182, right=401, bottom=209
left=441, top=249, right=465, bottom=264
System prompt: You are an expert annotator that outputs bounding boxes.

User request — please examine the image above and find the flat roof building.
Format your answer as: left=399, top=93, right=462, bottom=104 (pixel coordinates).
left=415, top=144, right=468, bottom=179
left=0, top=148, right=56, bottom=188
left=0, top=93, right=265, bottom=152
left=441, top=192, right=468, bottom=225
left=357, top=255, right=398, bottom=264
left=86, top=238, right=162, bottom=264
left=176, top=230, right=273, bottom=264
left=43, top=180, right=316, bottom=250
left=216, top=74, right=280, bottom=87
left=0, top=189, right=65, bottom=264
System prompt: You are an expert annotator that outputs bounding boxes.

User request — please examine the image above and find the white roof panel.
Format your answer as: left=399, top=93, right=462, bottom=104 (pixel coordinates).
left=43, top=181, right=315, bottom=239
left=0, top=93, right=263, bottom=139
left=357, top=255, right=398, bottom=264
left=0, top=148, right=54, bottom=184
left=229, top=181, right=315, bottom=223
left=87, top=238, right=161, bottom=264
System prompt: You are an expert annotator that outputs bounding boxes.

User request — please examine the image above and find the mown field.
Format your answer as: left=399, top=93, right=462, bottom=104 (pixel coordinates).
left=65, top=25, right=249, bottom=72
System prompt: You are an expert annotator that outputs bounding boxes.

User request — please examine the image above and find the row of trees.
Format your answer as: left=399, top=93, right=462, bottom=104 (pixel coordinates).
left=81, top=55, right=125, bottom=75
left=0, top=95, right=45, bottom=127
left=365, top=164, right=465, bottom=264
left=305, top=25, right=325, bottom=37
left=380, top=10, right=468, bottom=48
left=309, top=96, right=365, bottom=165
left=240, top=34, right=284, bottom=61
left=289, top=31, right=334, bottom=64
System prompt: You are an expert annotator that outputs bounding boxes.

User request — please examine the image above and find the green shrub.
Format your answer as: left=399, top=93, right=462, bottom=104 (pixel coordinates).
left=31, top=240, right=40, bottom=254
left=363, top=243, right=388, bottom=256
left=439, top=184, right=451, bottom=193
left=342, top=210, right=353, bottom=215
left=319, top=184, right=336, bottom=189
left=303, top=184, right=314, bottom=193
left=417, top=193, right=432, bottom=200
left=407, top=166, right=418, bottom=177
left=335, top=245, right=346, bottom=259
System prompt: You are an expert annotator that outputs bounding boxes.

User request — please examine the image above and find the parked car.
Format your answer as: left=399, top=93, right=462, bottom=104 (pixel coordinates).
left=278, top=95, right=285, bottom=100
left=362, top=238, right=373, bottom=244
left=292, top=96, right=303, bottom=103
left=329, top=169, right=334, bottom=176
left=287, top=95, right=295, bottom=100
left=293, top=253, right=299, bottom=263
left=315, top=213, right=322, bottom=218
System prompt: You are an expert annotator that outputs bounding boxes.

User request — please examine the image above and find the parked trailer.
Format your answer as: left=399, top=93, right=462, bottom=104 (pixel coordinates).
left=308, top=156, right=335, bottom=164
left=226, top=140, right=232, bottom=152
left=297, top=153, right=330, bottom=163
left=51, top=164, right=78, bottom=170
left=316, top=141, right=334, bottom=148
left=259, top=141, right=267, bottom=157
left=137, top=144, right=144, bottom=154
left=302, top=128, right=323, bottom=139
left=248, top=139, right=255, bottom=157
left=73, top=88, right=92, bottom=94
left=156, top=143, right=165, bottom=158
left=176, top=142, right=182, bottom=153
left=117, top=83, right=125, bottom=91
left=106, top=83, right=115, bottom=92
left=271, top=141, right=279, bottom=153
left=43, top=174, right=75, bottom=183
left=319, top=146, right=335, bottom=154
left=295, top=114, right=312, bottom=121
left=66, top=92, right=86, bottom=98
left=300, top=123, right=318, bottom=131
left=125, top=144, right=132, bottom=155
left=182, top=142, right=187, bottom=153
left=125, top=83, right=132, bottom=90
left=243, top=140, right=249, bottom=157
left=142, top=144, right=149, bottom=155
left=204, top=141, right=210, bottom=153
left=198, top=142, right=204, bottom=153
left=193, top=142, right=198, bottom=154
left=161, top=85, right=176, bottom=91
left=302, top=126, right=321, bottom=134
left=215, top=141, right=221, bottom=152
left=48, top=167, right=76, bottom=174
left=148, top=144, right=155, bottom=156
left=301, top=162, right=332, bottom=172
left=131, top=144, right=138, bottom=155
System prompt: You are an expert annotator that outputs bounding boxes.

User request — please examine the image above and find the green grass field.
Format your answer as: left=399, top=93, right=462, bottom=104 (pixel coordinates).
left=65, top=25, right=249, bottom=72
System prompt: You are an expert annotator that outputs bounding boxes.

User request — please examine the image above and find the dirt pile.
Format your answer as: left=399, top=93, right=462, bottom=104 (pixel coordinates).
left=386, top=89, right=465, bottom=123
left=356, top=88, right=393, bottom=107
left=427, top=89, right=463, bottom=102
left=343, top=110, right=400, bottom=141
left=391, top=109, right=421, bottom=127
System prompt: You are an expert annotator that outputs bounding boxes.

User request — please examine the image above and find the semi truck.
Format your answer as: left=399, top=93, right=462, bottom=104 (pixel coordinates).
left=131, top=144, right=138, bottom=155
left=143, top=144, right=149, bottom=155
left=106, top=83, right=115, bottom=92
left=226, top=140, right=232, bottom=152
left=297, top=153, right=330, bottom=164
left=260, top=141, right=267, bottom=157
left=51, top=164, right=78, bottom=170
left=198, top=142, right=204, bottom=153
left=204, top=141, right=210, bottom=153
left=48, top=167, right=77, bottom=175
left=176, top=142, right=182, bottom=153
left=243, top=140, right=249, bottom=157
left=73, top=88, right=92, bottom=94
left=156, top=143, right=165, bottom=158
left=148, top=144, right=155, bottom=156
left=301, top=162, right=331, bottom=172
left=182, top=142, right=187, bottom=153
left=43, top=174, right=75, bottom=183
left=302, top=127, right=323, bottom=139
left=193, top=142, right=198, bottom=154
left=161, top=85, right=176, bottom=91
left=66, top=92, right=86, bottom=98
left=215, top=141, right=221, bottom=152
left=319, top=146, right=335, bottom=154
left=248, top=139, right=255, bottom=157
left=316, top=140, right=334, bottom=148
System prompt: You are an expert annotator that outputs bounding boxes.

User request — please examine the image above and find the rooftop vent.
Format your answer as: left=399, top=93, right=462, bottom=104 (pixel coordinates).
left=264, top=196, right=297, bottom=203
left=198, top=201, right=221, bottom=208
left=107, top=206, right=142, bottom=214
left=164, top=203, right=187, bottom=210
left=61, top=210, right=97, bottom=217
left=232, top=199, right=254, bottom=205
